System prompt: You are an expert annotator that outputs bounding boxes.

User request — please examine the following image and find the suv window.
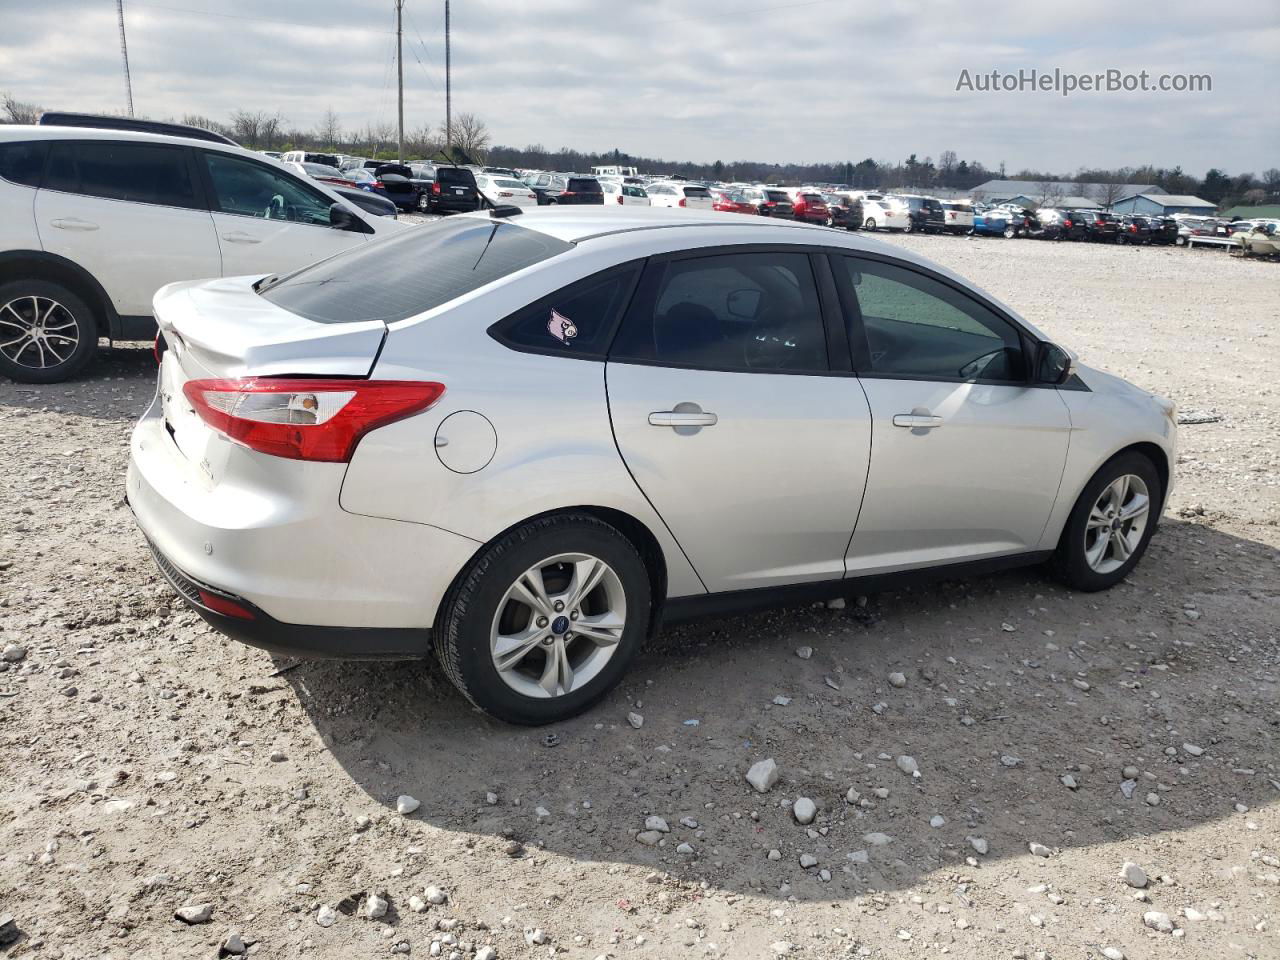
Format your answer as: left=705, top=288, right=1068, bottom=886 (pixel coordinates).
left=612, top=252, right=828, bottom=373
left=840, top=257, right=1024, bottom=382
left=44, top=141, right=198, bottom=208
left=203, top=152, right=333, bottom=226
left=260, top=217, right=572, bottom=324
left=437, top=167, right=476, bottom=187
left=490, top=266, right=639, bottom=357
left=567, top=177, right=602, bottom=193
left=0, top=141, right=48, bottom=187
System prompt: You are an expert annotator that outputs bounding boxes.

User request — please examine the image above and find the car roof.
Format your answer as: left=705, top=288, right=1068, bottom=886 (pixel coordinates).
left=0, top=122, right=255, bottom=157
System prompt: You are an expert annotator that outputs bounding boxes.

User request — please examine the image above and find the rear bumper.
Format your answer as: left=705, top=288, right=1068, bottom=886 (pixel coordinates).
left=126, top=398, right=482, bottom=645
left=143, top=537, right=431, bottom=659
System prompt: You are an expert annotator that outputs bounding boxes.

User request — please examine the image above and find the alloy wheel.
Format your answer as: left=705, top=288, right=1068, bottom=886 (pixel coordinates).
left=0, top=296, right=80, bottom=370
left=489, top=553, right=627, bottom=699
left=1083, top=474, right=1150, bottom=574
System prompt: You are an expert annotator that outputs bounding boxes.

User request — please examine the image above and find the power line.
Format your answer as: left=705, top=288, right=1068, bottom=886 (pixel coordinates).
left=125, top=1, right=395, bottom=34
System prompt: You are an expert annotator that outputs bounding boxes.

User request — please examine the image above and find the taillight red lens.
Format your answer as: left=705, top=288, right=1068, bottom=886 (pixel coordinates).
left=182, top=378, right=445, bottom=463
left=617, top=195, right=624, bottom=204
left=153, top=332, right=165, bottom=364
left=679, top=198, right=687, bottom=207
left=198, top=590, right=255, bottom=620
left=432, top=182, right=440, bottom=194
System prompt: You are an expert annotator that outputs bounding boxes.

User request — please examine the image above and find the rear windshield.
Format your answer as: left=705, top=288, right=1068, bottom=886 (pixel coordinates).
left=765, top=190, right=790, bottom=203
left=437, top=167, right=476, bottom=186
left=568, top=177, right=602, bottom=192
left=259, top=218, right=573, bottom=324
left=376, top=164, right=411, bottom=177
left=683, top=186, right=711, bottom=198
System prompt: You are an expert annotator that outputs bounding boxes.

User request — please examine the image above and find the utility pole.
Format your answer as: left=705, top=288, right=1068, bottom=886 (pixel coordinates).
left=444, top=0, right=452, bottom=156
left=116, top=0, right=134, bottom=117
left=395, top=0, right=405, bottom=161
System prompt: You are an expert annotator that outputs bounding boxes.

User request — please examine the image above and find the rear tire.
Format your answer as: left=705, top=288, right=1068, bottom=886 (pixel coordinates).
left=1051, top=452, right=1162, bottom=592
left=863, top=218, right=876, bottom=231
left=433, top=513, right=651, bottom=725
left=0, top=279, right=99, bottom=384
left=903, top=219, right=915, bottom=234
left=1003, top=226, right=1016, bottom=239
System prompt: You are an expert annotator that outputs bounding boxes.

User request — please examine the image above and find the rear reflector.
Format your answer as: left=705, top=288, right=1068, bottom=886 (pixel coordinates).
left=198, top=590, right=256, bottom=620
left=183, top=378, right=445, bottom=463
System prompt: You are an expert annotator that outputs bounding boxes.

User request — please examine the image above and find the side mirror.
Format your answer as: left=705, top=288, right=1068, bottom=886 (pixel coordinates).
left=1037, top=342, right=1077, bottom=385
left=726, top=288, right=762, bottom=320
left=329, top=202, right=370, bottom=233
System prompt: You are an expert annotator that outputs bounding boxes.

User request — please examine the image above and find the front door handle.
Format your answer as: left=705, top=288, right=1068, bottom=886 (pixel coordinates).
left=892, top=413, right=943, bottom=429
left=50, top=217, right=99, bottom=231
left=221, top=231, right=262, bottom=244
left=649, top=410, right=718, bottom=428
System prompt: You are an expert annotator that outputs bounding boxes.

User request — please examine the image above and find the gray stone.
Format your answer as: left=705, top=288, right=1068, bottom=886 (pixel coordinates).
left=174, top=903, right=213, bottom=925
left=746, top=758, right=779, bottom=793
left=1143, top=910, right=1173, bottom=933
left=396, top=795, right=420, bottom=815
left=316, top=904, right=337, bottom=927
left=1028, top=842, right=1052, bottom=858
left=968, top=836, right=989, bottom=855
left=888, top=671, right=907, bottom=688
left=365, top=892, right=388, bottom=919
left=1119, top=862, right=1148, bottom=888
left=896, top=755, right=919, bottom=776
left=793, top=797, right=817, bottom=825
left=222, top=933, right=246, bottom=955
left=636, top=830, right=663, bottom=846
left=2, top=644, right=26, bottom=663
left=644, top=815, right=669, bottom=833
left=424, top=885, right=447, bottom=905
left=627, top=712, right=644, bottom=729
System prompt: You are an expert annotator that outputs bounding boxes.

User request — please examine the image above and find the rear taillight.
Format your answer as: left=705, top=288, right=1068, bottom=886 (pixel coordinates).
left=198, top=590, right=255, bottom=620
left=765, top=201, right=775, bottom=206
left=153, top=332, right=166, bottom=364
left=679, top=198, right=687, bottom=207
left=1064, top=220, right=1072, bottom=228
left=375, top=180, right=385, bottom=188
left=432, top=182, right=441, bottom=194
left=182, top=378, right=445, bottom=463
left=617, top=195, right=624, bottom=204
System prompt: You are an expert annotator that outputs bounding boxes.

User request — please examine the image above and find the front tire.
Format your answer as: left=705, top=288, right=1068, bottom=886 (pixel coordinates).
left=433, top=514, right=651, bottom=725
left=1051, top=452, right=1161, bottom=592
left=864, top=218, right=877, bottom=231
left=903, top=219, right=915, bottom=234
left=1003, top=225, right=1016, bottom=239
left=0, top=279, right=99, bottom=384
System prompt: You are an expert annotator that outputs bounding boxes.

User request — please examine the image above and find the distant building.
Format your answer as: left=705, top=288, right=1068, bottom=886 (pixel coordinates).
left=970, top=178, right=1161, bottom=205
left=1001, top=193, right=1096, bottom=209
left=1111, top=194, right=1216, bottom=216
left=1221, top=204, right=1280, bottom=219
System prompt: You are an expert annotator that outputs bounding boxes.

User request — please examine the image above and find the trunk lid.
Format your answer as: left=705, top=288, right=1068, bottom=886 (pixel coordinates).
left=155, top=276, right=386, bottom=381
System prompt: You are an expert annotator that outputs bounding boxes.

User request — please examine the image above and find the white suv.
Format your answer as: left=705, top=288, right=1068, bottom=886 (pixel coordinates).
left=0, top=115, right=403, bottom=383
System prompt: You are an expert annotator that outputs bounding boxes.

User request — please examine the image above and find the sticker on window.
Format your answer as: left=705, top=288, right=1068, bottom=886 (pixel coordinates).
left=547, top=308, right=578, bottom=344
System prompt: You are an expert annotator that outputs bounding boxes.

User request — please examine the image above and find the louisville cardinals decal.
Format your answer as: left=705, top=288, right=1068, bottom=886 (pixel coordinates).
left=547, top=308, right=578, bottom=344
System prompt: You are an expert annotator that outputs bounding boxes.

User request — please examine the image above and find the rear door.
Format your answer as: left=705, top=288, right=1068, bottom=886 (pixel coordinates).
left=198, top=149, right=370, bottom=278
left=35, top=139, right=221, bottom=318
left=607, top=248, right=871, bottom=592
left=833, top=254, right=1071, bottom=574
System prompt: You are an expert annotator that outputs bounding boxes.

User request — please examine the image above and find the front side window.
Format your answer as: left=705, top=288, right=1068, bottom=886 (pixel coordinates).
left=260, top=217, right=572, bottom=324
left=840, top=257, right=1024, bottom=382
left=490, top=266, right=638, bottom=357
left=203, top=152, right=334, bottom=225
left=44, top=140, right=197, bottom=208
left=0, top=141, right=48, bottom=187
left=611, top=252, right=828, bottom=373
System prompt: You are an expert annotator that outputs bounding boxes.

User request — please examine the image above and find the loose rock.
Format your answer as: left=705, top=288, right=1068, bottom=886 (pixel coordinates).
left=746, top=758, right=779, bottom=793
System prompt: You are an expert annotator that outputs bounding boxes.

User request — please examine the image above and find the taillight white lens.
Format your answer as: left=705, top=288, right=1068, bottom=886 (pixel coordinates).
left=183, top=378, right=444, bottom=462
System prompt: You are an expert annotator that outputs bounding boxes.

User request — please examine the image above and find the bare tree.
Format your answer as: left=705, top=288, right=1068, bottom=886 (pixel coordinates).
left=181, top=114, right=232, bottom=139
left=2, top=92, right=43, bottom=124
left=406, top=124, right=442, bottom=158
left=1097, top=181, right=1128, bottom=209
left=1036, top=180, right=1064, bottom=205
left=317, top=108, right=342, bottom=150
left=229, top=110, right=270, bottom=148
left=259, top=113, right=286, bottom=151
left=1261, top=168, right=1280, bottom=196
left=450, top=112, right=491, bottom=160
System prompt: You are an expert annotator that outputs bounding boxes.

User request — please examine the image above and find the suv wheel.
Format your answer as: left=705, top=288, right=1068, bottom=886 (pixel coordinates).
left=0, top=280, right=99, bottom=384
left=433, top=513, right=651, bottom=725
left=417, top=193, right=431, bottom=212
left=1051, top=452, right=1161, bottom=592
left=903, top=219, right=915, bottom=233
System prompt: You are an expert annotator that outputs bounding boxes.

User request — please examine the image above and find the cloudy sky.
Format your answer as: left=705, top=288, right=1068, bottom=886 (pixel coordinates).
left=4, top=0, right=1276, bottom=176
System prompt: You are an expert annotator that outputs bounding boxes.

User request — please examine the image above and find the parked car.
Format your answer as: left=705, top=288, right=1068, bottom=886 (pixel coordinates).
left=972, top=209, right=1010, bottom=237
left=288, top=161, right=358, bottom=190
left=281, top=150, right=340, bottom=168
left=481, top=166, right=519, bottom=178
left=823, top=193, right=862, bottom=230
left=128, top=208, right=1176, bottom=725
left=645, top=181, right=714, bottom=210
left=528, top=173, right=605, bottom=206
left=366, top=163, right=419, bottom=211
left=940, top=201, right=974, bottom=235
left=740, top=186, right=794, bottom=218
left=788, top=190, right=829, bottom=224
left=1144, top=216, right=1179, bottom=245
left=475, top=174, right=539, bottom=208
left=599, top=179, right=651, bottom=206
left=709, top=188, right=756, bottom=214
left=898, top=195, right=946, bottom=233
left=1036, top=208, right=1088, bottom=241
left=1075, top=211, right=1119, bottom=242
left=344, top=167, right=391, bottom=199
left=858, top=195, right=910, bottom=232
left=330, top=185, right=398, bottom=218
left=425, top=165, right=481, bottom=214
left=1172, top=215, right=1223, bottom=246
left=1116, top=215, right=1153, bottom=245
left=995, top=205, right=1041, bottom=238
left=0, top=117, right=403, bottom=383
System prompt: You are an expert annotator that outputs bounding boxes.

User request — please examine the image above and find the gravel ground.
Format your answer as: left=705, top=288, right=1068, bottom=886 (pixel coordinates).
left=1, top=231, right=1276, bottom=960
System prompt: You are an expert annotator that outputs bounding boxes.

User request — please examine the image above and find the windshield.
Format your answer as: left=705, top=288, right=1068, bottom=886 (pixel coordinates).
left=260, top=218, right=573, bottom=324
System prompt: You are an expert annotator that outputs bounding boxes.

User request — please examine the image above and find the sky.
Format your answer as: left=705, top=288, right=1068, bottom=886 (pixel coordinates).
left=2, top=0, right=1277, bottom=177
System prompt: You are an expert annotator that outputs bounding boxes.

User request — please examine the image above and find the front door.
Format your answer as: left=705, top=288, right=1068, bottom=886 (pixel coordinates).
left=198, top=151, right=368, bottom=278
left=607, top=250, right=872, bottom=592
left=832, top=254, right=1072, bottom=574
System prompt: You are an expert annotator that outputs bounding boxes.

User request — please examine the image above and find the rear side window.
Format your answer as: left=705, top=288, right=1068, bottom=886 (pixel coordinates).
left=490, top=266, right=639, bottom=358
left=260, top=217, right=572, bottom=324
left=683, top=186, right=710, bottom=198
left=0, top=141, right=47, bottom=187
left=45, top=141, right=198, bottom=208
left=611, top=252, right=828, bottom=373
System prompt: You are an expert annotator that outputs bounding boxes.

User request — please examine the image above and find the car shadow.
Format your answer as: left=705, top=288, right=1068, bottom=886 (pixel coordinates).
left=282, top=516, right=1279, bottom=899
left=0, top=342, right=156, bottom=421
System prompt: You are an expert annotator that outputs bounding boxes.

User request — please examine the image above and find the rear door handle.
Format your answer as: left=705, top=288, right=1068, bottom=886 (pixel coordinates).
left=221, top=231, right=261, bottom=244
left=50, top=217, right=99, bottom=231
left=892, top=414, right=943, bottom=429
left=649, top=411, right=718, bottom=428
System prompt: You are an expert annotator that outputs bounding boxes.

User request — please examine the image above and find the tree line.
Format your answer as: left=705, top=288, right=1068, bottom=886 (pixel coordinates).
left=4, top=93, right=1276, bottom=211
